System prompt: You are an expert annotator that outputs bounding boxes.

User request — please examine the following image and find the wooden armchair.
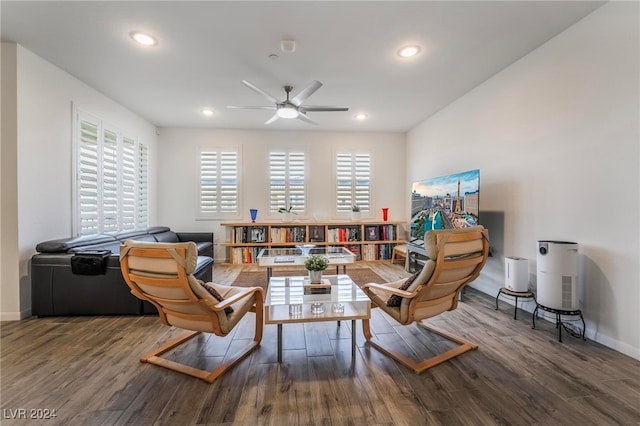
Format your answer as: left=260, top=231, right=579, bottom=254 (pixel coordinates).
left=120, top=240, right=264, bottom=383
left=361, top=226, right=489, bottom=373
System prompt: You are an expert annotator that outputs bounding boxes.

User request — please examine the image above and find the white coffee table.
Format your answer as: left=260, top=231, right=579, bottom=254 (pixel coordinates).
left=257, top=246, right=356, bottom=279
left=264, top=274, right=371, bottom=362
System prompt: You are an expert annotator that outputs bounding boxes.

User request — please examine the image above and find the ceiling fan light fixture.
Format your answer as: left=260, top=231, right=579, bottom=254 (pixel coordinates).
left=398, top=45, right=420, bottom=58
left=276, top=105, right=299, bottom=119
left=130, top=31, right=157, bottom=46
left=233, top=80, right=347, bottom=125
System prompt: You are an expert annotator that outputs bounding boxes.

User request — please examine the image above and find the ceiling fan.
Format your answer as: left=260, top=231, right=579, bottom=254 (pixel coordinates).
left=227, top=80, right=349, bottom=125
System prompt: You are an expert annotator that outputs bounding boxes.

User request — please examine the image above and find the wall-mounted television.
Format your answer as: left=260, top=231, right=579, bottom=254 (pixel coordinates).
left=410, top=169, right=480, bottom=241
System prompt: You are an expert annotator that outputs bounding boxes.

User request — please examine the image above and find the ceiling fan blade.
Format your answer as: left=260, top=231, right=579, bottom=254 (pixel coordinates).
left=264, top=113, right=280, bottom=125
left=299, top=106, right=349, bottom=112
left=297, top=113, right=318, bottom=125
left=241, top=80, right=280, bottom=104
left=291, top=80, right=322, bottom=106
left=226, top=105, right=276, bottom=110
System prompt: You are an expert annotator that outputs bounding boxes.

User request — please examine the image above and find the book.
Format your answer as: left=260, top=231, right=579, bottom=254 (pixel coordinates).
left=364, top=226, right=379, bottom=241
left=309, top=226, right=325, bottom=242
left=303, top=278, right=332, bottom=288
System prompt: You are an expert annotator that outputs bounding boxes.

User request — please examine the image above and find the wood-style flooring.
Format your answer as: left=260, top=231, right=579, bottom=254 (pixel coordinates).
left=2, top=262, right=639, bottom=425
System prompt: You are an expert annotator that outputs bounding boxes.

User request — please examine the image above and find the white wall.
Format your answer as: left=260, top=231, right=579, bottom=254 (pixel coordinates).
left=157, top=128, right=405, bottom=261
left=1, top=43, right=20, bottom=320
left=0, top=44, right=158, bottom=319
left=407, top=2, right=639, bottom=359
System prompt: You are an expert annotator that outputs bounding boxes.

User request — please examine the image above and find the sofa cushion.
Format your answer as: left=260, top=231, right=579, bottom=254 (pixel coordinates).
left=196, top=256, right=213, bottom=273
left=153, top=231, right=180, bottom=243
left=69, top=242, right=123, bottom=255
left=146, top=226, right=171, bottom=234
left=114, top=229, right=149, bottom=240
left=126, top=234, right=157, bottom=243
left=195, top=242, right=213, bottom=256
left=36, top=234, right=118, bottom=253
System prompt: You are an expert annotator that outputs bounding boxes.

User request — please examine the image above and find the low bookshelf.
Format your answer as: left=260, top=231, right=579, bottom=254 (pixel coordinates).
left=221, top=221, right=406, bottom=264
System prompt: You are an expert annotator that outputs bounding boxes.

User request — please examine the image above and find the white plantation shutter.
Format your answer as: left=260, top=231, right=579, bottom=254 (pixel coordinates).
left=137, top=144, right=149, bottom=229
left=289, top=153, right=305, bottom=211
left=200, top=151, right=218, bottom=213
left=354, top=153, right=372, bottom=210
left=121, top=137, right=137, bottom=230
left=269, top=151, right=305, bottom=213
left=102, top=129, right=119, bottom=232
left=269, top=152, right=286, bottom=211
left=74, top=110, right=149, bottom=235
left=220, top=151, right=239, bottom=212
left=336, top=153, right=371, bottom=212
left=78, top=119, right=100, bottom=235
left=199, top=150, right=238, bottom=215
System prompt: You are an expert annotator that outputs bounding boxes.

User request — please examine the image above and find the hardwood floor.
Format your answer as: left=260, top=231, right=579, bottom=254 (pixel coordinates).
left=2, top=262, right=639, bottom=425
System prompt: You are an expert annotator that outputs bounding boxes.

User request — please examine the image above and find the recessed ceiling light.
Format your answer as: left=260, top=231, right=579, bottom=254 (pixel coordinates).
left=280, top=39, right=296, bottom=53
left=130, top=31, right=157, bottom=46
left=354, top=113, right=368, bottom=120
left=201, top=109, right=214, bottom=117
left=398, top=45, right=420, bottom=58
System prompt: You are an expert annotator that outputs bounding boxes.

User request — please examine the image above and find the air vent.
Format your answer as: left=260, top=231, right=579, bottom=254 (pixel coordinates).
left=561, top=276, right=573, bottom=309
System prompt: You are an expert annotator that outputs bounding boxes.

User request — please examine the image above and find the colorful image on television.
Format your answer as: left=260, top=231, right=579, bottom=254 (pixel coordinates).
left=411, top=169, right=480, bottom=240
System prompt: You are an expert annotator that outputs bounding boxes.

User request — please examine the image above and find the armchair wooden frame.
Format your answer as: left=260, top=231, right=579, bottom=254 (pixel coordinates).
left=361, top=227, right=489, bottom=373
left=120, top=243, right=264, bottom=383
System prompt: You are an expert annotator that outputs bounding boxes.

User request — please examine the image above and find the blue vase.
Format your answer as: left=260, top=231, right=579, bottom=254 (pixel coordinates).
left=250, top=209, right=258, bottom=222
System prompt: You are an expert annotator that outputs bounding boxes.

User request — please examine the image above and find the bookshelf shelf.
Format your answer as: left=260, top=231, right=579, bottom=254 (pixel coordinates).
left=221, top=221, right=406, bottom=264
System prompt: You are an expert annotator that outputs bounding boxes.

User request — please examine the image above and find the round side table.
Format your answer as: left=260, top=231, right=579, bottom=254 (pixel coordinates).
left=532, top=304, right=585, bottom=342
left=495, top=287, right=536, bottom=320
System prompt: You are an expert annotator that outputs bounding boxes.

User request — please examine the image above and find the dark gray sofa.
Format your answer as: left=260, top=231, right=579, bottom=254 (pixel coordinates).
left=31, top=226, right=214, bottom=316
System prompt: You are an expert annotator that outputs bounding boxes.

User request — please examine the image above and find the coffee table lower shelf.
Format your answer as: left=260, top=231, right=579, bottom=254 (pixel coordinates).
left=264, top=275, right=371, bottom=363
left=266, top=304, right=370, bottom=362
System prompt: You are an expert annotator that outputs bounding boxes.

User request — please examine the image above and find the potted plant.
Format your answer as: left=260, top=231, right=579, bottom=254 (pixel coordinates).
left=277, top=200, right=297, bottom=222
left=305, top=254, right=329, bottom=283
left=351, top=204, right=361, bottom=221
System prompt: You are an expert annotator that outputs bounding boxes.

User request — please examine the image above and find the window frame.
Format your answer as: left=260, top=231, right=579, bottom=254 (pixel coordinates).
left=72, top=108, right=149, bottom=236
left=335, top=151, right=372, bottom=214
left=197, top=146, right=242, bottom=220
left=268, top=150, right=307, bottom=216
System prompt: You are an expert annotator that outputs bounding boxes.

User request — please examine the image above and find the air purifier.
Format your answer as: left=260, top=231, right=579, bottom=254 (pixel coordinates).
left=505, top=257, right=529, bottom=292
left=536, top=241, right=579, bottom=310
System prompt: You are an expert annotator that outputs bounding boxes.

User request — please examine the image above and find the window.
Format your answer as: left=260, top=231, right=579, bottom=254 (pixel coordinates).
left=74, top=111, right=148, bottom=236
left=199, top=150, right=239, bottom=216
left=269, top=151, right=305, bottom=213
left=336, top=153, right=371, bottom=212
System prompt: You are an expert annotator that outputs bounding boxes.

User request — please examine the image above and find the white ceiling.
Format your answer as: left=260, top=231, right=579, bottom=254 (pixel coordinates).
left=1, top=1, right=605, bottom=132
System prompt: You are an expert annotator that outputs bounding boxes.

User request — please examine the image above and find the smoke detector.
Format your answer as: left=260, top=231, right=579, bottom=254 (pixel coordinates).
left=280, top=39, right=296, bottom=53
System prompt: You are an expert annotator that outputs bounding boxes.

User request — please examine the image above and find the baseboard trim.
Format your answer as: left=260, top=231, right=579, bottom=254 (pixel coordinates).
left=0, top=307, right=32, bottom=321
left=469, top=280, right=640, bottom=362
left=1, top=311, right=22, bottom=321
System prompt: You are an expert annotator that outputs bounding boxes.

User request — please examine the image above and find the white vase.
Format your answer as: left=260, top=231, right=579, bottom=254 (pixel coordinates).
left=308, top=270, right=323, bottom=283
left=351, top=211, right=361, bottom=221
left=282, top=212, right=293, bottom=222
